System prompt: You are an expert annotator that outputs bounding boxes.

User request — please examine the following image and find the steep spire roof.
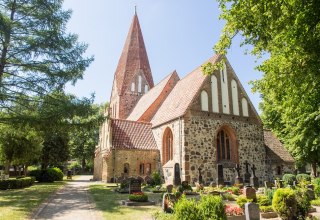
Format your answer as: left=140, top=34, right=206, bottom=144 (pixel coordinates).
left=113, top=14, right=154, bottom=95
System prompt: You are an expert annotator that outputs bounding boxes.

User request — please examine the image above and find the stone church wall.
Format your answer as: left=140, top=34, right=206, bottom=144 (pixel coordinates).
left=183, top=111, right=266, bottom=185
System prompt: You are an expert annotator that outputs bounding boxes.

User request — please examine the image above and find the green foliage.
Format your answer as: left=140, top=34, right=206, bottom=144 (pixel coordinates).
left=282, top=174, right=296, bottom=186
left=28, top=168, right=63, bottom=182
left=226, top=186, right=240, bottom=195
left=223, top=193, right=235, bottom=201
left=198, top=195, right=227, bottom=220
left=0, top=177, right=35, bottom=190
left=315, top=185, right=320, bottom=198
left=296, top=174, right=311, bottom=183
left=236, top=195, right=253, bottom=209
left=151, top=171, right=162, bottom=186
left=295, top=189, right=311, bottom=219
left=128, top=192, right=148, bottom=202
left=68, top=161, right=82, bottom=171
left=178, top=183, right=193, bottom=193
left=264, top=188, right=276, bottom=205
left=311, top=199, right=320, bottom=206
left=173, top=195, right=202, bottom=220
left=257, top=195, right=271, bottom=206
left=313, top=178, right=320, bottom=186
left=272, top=188, right=297, bottom=220
left=209, top=0, right=320, bottom=172
left=259, top=205, right=273, bottom=213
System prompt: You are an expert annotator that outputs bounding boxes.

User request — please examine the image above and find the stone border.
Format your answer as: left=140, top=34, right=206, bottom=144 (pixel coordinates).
left=260, top=212, right=278, bottom=218
left=121, top=200, right=156, bottom=206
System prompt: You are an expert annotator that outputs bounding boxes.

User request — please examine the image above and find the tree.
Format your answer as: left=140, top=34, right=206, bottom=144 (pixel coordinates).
left=0, top=0, right=93, bottom=121
left=204, top=0, right=320, bottom=176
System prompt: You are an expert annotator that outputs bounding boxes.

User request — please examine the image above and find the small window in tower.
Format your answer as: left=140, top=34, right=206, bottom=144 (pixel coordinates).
left=139, top=163, right=144, bottom=175
left=138, top=75, right=142, bottom=93
left=131, top=82, right=135, bottom=92
left=124, top=163, right=129, bottom=174
left=145, top=85, right=149, bottom=93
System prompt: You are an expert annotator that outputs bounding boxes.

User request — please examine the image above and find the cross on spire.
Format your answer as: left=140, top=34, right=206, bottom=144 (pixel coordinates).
left=134, top=5, right=137, bottom=15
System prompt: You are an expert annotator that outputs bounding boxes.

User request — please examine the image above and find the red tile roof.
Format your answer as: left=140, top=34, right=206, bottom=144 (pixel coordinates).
left=113, top=14, right=154, bottom=95
left=111, top=119, right=157, bottom=150
left=127, top=71, right=179, bottom=121
left=264, top=130, right=295, bottom=163
left=151, top=55, right=219, bottom=127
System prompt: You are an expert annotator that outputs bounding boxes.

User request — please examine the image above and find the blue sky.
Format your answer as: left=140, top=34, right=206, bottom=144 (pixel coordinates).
left=63, top=0, right=262, bottom=112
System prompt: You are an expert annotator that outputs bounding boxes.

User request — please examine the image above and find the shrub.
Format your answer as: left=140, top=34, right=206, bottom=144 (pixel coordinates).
left=236, top=195, right=253, bottom=209
left=223, top=193, right=235, bottom=201
left=226, top=186, right=240, bottom=195
left=257, top=194, right=271, bottom=206
left=260, top=205, right=273, bottom=213
left=198, top=195, right=227, bottom=220
left=151, top=171, right=161, bottom=186
left=264, top=188, right=276, bottom=205
left=296, top=174, right=311, bottom=183
left=311, top=199, right=320, bottom=206
left=28, top=168, right=63, bottom=182
left=313, top=178, right=320, bottom=186
left=225, top=205, right=243, bottom=216
left=128, top=192, right=148, bottom=202
left=174, top=195, right=202, bottom=220
left=178, top=183, right=192, bottom=193
left=272, top=188, right=297, bottom=220
left=49, top=167, right=64, bottom=181
left=28, top=169, right=42, bottom=181
left=295, top=189, right=311, bottom=219
left=0, top=177, right=35, bottom=190
left=315, top=185, right=320, bottom=198
left=282, top=174, right=296, bottom=186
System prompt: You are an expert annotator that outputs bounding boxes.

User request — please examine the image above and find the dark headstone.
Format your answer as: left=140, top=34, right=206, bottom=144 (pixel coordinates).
left=174, top=163, right=181, bottom=186
left=144, top=175, right=153, bottom=185
left=137, top=176, right=144, bottom=184
left=244, top=161, right=251, bottom=184
left=198, top=168, right=203, bottom=184
left=245, top=202, right=260, bottom=220
left=181, top=181, right=188, bottom=188
left=129, top=178, right=141, bottom=194
left=216, top=164, right=224, bottom=185
left=264, top=181, right=274, bottom=189
left=250, top=176, right=259, bottom=189
left=235, top=164, right=243, bottom=184
left=166, top=184, right=173, bottom=193
left=251, top=164, right=257, bottom=178
left=243, top=186, right=256, bottom=201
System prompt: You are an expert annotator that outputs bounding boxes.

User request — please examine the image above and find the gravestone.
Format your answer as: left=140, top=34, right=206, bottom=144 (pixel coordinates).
left=250, top=164, right=259, bottom=188
left=216, top=164, right=224, bottom=185
left=129, top=178, right=141, bottom=194
left=243, top=186, right=256, bottom=201
left=137, top=176, right=144, bottom=184
left=244, top=161, right=251, bottom=185
left=174, top=163, right=182, bottom=186
left=245, top=202, right=260, bottom=220
left=198, top=168, right=203, bottom=184
left=235, top=164, right=243, bottom=184
left=166, top=184, right=173, bottom=193
left=144, top=175, right=153, bottom=185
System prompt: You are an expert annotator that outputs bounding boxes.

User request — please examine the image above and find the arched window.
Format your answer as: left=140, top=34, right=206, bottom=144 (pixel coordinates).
left=201, top=90, right=209, bottom=111
left=242, top=98, right=249, bottom=117
left=220, top=62, right=230, bottom=114
left=145, top=85, right=149, bottom=93
left=124, top=163, right=130, bottom=175
left=211, top=75, right=219, bottom=113
left=139, top=164, right=144, bottom=175
left=216, top=128, right=237, bottom=162
left=146, top=163, right=151, bottom=175
left=138, top=75, right=142, bottom=93
left=162, top=128, right=173, bottom=165
left=131, top=82, right=135, bottom=92
left=231, top=80, right=239, bottom=115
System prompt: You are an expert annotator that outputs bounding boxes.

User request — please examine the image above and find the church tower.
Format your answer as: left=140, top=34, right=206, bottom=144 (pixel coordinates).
left=109, top=12, right=154, bottom=119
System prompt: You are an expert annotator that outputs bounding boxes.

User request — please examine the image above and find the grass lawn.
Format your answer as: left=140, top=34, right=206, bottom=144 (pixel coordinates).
left=0, top=181, right=66, bottom=220
left=90, top=184, right=164, bottom=220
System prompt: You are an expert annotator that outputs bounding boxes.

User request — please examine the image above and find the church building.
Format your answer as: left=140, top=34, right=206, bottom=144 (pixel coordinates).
left=93, top=13, right=295, bottom=185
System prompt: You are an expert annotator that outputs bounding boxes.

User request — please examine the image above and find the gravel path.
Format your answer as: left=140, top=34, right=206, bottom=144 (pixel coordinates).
left=32, top=175, right=103, bottom=220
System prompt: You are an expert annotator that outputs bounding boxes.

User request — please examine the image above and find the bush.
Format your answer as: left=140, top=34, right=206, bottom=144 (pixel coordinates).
left=315, top=185, right=320, bottom=198
left=226, top=186, right=240, bottom=195
left=260, top=205, right=273, bottom=213
left=282, top=174, right=296, bottom=186
left=151, top=171, right=161, bottom=186
left=311, top=199, right=320, bottom=206
left=313, top=178, right=320, bottom=186
left=257, top=194, right=271, bottom=206
left=0, top=177, right=35, bottom=190
left=236, top=195, right=253, bottom=209
left=264, top=188, right=276, bottom=205
left=174, top=195, right=202, bottom=220
left=28, top=167, right=64, bottom=182
left=225, top=205, right=243, bottom=216
left=272, top=188, right=297, bottom=220
left=295, top=189, right=311, bottom=219
left=296, top=174, right=311, bottom=183
left=223, top=193, right=235, bottom=201
left=128, top=192, right=148, bottom=202
left=198, top=195, right=227, bottom=220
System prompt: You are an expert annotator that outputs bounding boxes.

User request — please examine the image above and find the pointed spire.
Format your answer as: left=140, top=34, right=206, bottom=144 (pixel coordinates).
left=113, top=13, right=154, bottom=96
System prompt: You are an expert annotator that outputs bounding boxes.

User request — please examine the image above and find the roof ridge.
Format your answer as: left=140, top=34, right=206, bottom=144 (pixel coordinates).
left=112, top=118, right=152, bottom=125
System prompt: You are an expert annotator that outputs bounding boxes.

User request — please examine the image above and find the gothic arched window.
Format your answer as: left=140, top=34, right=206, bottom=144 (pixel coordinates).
left=162, top=127, right=173, bottom=165
left=138, top=75, right=142, bottom=93
left=201, top=90, right=209, bottom=111
left=216, top=128, right=238, bottom=163
left=124, top=163, right=129, bottom=175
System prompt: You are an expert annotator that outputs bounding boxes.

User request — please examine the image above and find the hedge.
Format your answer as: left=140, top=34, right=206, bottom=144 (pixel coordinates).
left=0, top=177, right=35, bottom=190
left=28, top=167, right=64, bottom=182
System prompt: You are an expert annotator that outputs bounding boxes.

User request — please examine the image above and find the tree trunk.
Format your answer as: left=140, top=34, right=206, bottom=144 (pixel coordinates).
left=311, top=162, right=318, bottom=177
left=4, top=160, right=11, bottom=175
left=82, top=157, right=86, bottom=173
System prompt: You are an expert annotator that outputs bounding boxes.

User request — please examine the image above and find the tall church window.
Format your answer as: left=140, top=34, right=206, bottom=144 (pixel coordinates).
left=139, top=164, right=144, bottom=175
left=211, top=75, right=219, bottom=113
left=201, top=90, right=209, bottom=111
left=162, top=127, right=173, bottom=165
left=242, top=98, right=249, bottom=117
left=220, top=62, right=230, bottom=114
left=138, top=75, right=142, bottom=93
left=146, top=163, right=151, bottom=175
left=124, top=163, right=130, bottom=175
left=231, top=80, right=239, bottom=115
left=131, top=82, right=135, bottom=92
left=216, top=128, right=237, bottom=162
left=145, top=85, right=149, bottom=93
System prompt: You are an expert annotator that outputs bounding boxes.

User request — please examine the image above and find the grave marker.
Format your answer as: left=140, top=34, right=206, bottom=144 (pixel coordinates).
left=244, top=161, right=251, bottom=184
left=235, top=164, right=243, bottom=184
left=174, top=163, right=181, bottom=186
left=245, top=202, right=260, bottom=220
left=129, top=178, right=141, bottom=194
left=216, top=164, right=224, bottom=185
left=250, top=164, right=259, bottom=188
left=243, top=186, right=256, bottom=201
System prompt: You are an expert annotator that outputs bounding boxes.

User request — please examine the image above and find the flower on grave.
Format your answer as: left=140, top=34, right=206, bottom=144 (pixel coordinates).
left=129, top=191, right=148, bottom=202
left=225, top=205, right=244, bottom=216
